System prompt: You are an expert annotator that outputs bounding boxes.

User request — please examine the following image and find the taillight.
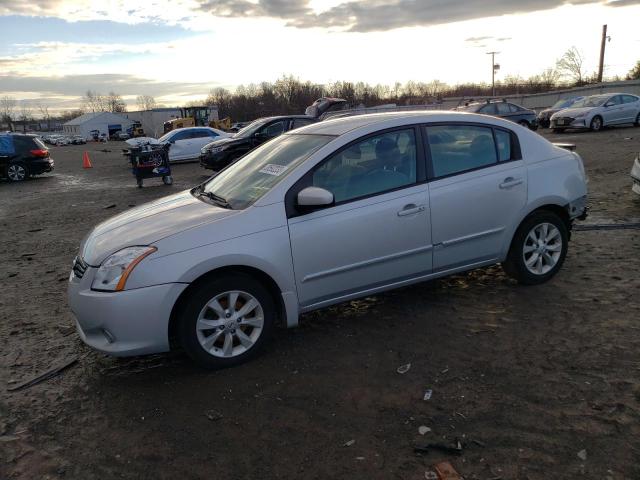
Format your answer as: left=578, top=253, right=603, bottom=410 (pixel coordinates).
left=30, top=149, right=49, bottom=157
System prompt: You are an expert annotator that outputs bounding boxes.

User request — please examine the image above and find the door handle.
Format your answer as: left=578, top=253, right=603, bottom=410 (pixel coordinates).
left=397, top=204, right=425, bottom=216
left=499, top=177, right=523, bottom=189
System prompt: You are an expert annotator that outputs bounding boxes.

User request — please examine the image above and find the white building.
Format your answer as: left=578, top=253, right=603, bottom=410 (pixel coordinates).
left=63, top=112, right=134, bottom=139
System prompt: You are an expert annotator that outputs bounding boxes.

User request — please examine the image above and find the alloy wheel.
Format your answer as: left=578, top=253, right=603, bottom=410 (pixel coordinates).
left=591, top=116, right=602, bottom=131
left=196, top=290, right=264, bottom=358
left=522, top=222, right=563, bottom=275
left=7, top=164, right=26, bottom=181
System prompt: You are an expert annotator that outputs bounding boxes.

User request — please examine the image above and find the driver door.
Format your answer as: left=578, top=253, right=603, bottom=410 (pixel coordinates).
left=287, top=127, right=432, bottom=308
left=602, top=95, right=624, bottom=124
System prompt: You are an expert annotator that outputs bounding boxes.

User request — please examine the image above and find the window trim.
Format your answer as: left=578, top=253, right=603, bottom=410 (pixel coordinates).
left=422, top=121, right=522, bottom=181
left=285, top=124, right=427, bottom=218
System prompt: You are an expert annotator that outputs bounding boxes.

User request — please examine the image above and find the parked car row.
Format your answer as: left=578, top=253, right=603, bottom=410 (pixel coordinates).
left=68, top=111, right=589, bottom=368
left=42, top=134, right=87, bottom=145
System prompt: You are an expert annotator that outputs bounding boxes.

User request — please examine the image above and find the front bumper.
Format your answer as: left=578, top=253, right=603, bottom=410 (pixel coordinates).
left=199, top=152, right=230, bottom=171
left=550, top=117, right=587, bottom=129
left=68, top=265, right=188, bottom=356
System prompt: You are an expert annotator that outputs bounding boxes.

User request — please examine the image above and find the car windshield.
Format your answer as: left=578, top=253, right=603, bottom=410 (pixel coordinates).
left=552, top=98, right=578, bottom=109
left=157, top=131, right=176, bottom=143
left=570, top=96, right=608, bottom=108
left=200, top=133, right=333, bottom=209
left=232, top=118, right=271, bottom=138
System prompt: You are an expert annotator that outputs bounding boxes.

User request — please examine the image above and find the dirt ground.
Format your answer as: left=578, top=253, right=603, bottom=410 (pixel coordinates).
left=1, top=126, right=639, bottom=480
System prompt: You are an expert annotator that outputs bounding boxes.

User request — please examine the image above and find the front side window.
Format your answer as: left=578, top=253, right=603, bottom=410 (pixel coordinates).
left=496, top=103, right=511, bottom=115
left=261, top=120, right=286, bottom=138
left=291, top=118, right=314, bottom=129
left=426, top=125, right=498, bottom=178
left=202, top=134, right=333, bottom=209
left=479, top=104, right=497, bottom=114
left=606, top=95, right=622, bottom=106
left=311, top=128, right=417, bottom=203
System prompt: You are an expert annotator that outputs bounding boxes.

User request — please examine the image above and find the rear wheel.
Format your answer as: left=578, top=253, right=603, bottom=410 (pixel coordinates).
left=7, top=163, right=28, bottom=182
left=178, top=273, right=275, bottom=369
left=502, top=211, right=569, bottom=285
left=590, top=115, right=603, bottom=132
left=162, top=175, right=173, bottom=185
left=634, top=112, right=640, bottom=126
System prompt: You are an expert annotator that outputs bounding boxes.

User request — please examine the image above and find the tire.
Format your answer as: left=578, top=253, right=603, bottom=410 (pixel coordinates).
left=502, top=211, right=569, bottom=285
left=590, top=115, right=603, bottom=132
left=552, top=128, right=565, bottom=134
left=136, top=178, right=143, bottom=188
left=634, top=112, right=640, bottom=126
left=162, top=175, right=173, bottom=185
left=518, top=120, right=529, bottom=128
left=7, top=162, right=29, bottom=182
left=178, top=272, right=275, bottom=369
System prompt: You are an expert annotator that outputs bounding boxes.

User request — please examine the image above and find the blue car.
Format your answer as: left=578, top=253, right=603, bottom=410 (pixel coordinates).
left=537, top=97, right=584, bottom=128
left=456, top=100, right=539, bottom=130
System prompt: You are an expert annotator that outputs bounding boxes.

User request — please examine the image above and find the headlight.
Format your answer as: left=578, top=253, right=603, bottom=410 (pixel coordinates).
left=209, top=146, right=226, bottom=154
left=91, top=246, right=156, bottom=292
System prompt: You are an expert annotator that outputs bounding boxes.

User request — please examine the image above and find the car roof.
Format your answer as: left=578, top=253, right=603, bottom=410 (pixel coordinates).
left=292, top=111, right=517, bottom=136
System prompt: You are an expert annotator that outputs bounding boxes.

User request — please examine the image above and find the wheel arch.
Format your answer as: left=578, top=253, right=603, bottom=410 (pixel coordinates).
left=503, top=202, right=571, bottom=259
left=167, top=265, right=287, bottom=349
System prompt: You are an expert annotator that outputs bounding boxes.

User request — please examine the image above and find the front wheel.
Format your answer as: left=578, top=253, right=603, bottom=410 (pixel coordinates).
left=590, top=115, right=603, bottom=132
left=502, top=211, right=569, bottom=285
left=178, top=273, right=275, bottom=369
left=162, top=175, right=173, bottom=185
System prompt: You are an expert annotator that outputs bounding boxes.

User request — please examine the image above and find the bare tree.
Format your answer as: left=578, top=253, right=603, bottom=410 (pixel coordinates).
left=1, top=95, right=17, bottom=131
left=19, top=101, right=32, bottom=133
left=136, top=95, right=157, bottom=111
left=84, top=90, right=105, bottom=112
left=106, top=91, right=127, bottom=113
left=627, top=60, right=640, bottom=80
left=38, top=103, right=52, bottom=131
left=556, top=47, right=586, bottom=84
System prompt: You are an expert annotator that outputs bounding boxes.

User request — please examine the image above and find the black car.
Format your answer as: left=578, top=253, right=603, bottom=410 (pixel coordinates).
left=536, top=96, right=584, bottom=128
left=456, top=100, right=538, bottom=130
left=0, top=133, right=54, bottom=182
left=200, top=115, right=317, bottom=171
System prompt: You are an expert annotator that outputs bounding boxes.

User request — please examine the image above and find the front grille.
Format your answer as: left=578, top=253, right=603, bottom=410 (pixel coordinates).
left=554, top=117, right=574, bottom=126
left=72, top=256, right=88, bottom=279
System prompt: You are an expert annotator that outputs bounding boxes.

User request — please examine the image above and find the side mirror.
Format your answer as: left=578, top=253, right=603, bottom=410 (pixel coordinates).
left=297, top=186, right=334, bottom=208
left=604, top=102, right=613, bottom=108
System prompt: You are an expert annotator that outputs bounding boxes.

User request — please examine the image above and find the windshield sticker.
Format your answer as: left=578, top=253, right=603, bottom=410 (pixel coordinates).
left=259, top=164, right=288, bottom=176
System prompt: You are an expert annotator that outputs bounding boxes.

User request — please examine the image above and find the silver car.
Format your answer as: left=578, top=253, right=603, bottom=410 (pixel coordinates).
left=68, top=112, right=588, bottom=368
left=550, top=93, right=640, bottom=132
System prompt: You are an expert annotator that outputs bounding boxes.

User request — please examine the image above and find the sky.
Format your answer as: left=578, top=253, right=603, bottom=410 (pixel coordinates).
left=1, top=0, right=640, bottom=114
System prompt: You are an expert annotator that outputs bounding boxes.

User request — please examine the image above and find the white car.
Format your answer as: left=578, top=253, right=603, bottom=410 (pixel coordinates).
left=68, top=111, right=588, bottom=369
left=126, top=127, right=231, bottom=163
left=550, top=93, right=640, bottom=132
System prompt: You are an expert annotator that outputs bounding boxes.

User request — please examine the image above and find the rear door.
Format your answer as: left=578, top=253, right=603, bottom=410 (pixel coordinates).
left=621, top=95, right=640, bottom=123
left=190, top=129, right=221, bottom=155
left=425, top=123, right=527, bottom=271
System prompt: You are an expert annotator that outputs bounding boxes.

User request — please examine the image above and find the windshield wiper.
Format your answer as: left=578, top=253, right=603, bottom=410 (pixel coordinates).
left=194, top=186, right=232, bottom=209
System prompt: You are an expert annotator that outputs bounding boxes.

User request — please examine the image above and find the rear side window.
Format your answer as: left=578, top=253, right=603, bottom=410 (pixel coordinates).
left=494, top=129, right=512, bottom=162
left=479, top=104, right=497, bottom=114
left=13, top=136, right=37, bottom=152
left=622, top=95, right=639, bottom=104
left=496, top=103, right=511, bottom=114
left=426, top=125, right=497, bottom=178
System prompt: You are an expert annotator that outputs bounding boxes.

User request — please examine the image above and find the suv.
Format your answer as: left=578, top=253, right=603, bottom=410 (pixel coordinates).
left=456, top=100, right=538, bottom=130
left=200, top=115, right=316, bottom=171
left=0, top=133, right=54, bottom=182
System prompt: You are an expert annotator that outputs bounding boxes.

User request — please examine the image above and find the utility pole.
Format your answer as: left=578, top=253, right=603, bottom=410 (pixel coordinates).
left=597, top=24, right=610, bottom=83
left=487, top=51, right=500, bottom=97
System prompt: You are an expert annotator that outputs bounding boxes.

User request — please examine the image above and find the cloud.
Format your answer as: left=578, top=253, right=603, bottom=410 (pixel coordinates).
left=196, top=0, right=640, bottom=32
left=0, top=73, right=214, bottom=110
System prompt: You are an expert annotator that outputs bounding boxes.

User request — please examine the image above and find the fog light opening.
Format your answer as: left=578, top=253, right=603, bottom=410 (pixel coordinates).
left=102, top=328, right=116, bottom=344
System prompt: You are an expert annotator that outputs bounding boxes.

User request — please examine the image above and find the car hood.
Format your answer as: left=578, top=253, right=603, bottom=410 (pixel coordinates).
left=538, top=108, right=559, bottom=117
left=203, top=136, right=247, bottom=150
left=125, top=137, right=161, bottom=147
left=80, top=190, right=236, bottom=265
left=551, top=107, right=594, bottom=119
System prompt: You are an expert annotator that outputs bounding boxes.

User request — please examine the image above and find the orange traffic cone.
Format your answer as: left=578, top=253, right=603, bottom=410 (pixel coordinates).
left=82, top=151, right=92, bottom=169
